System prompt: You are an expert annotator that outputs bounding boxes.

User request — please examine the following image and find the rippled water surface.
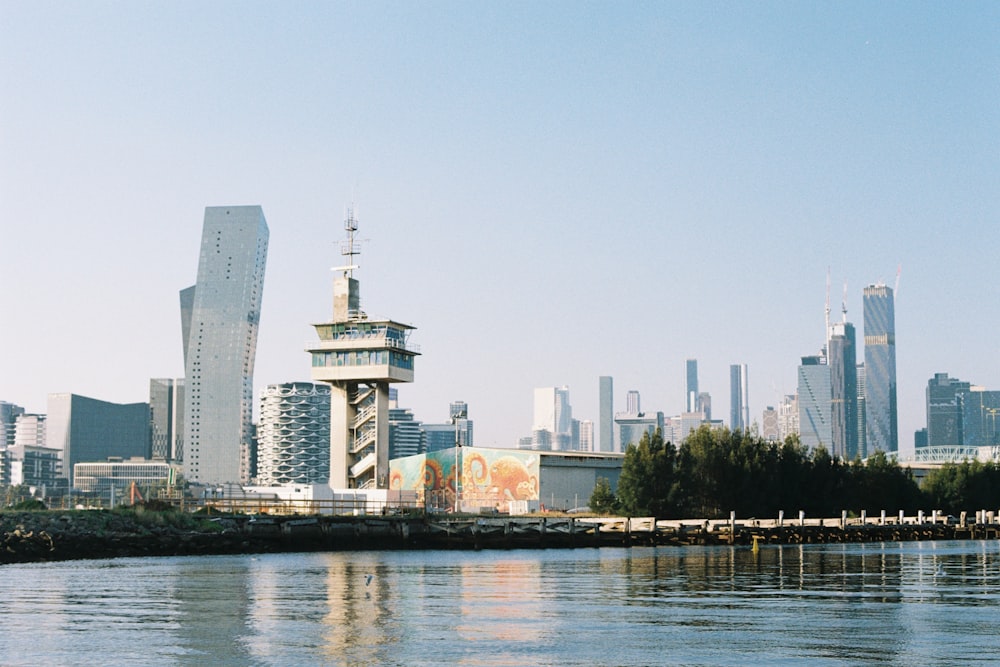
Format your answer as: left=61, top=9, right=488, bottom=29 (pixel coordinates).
left=2, top=541, right=999, bottom=666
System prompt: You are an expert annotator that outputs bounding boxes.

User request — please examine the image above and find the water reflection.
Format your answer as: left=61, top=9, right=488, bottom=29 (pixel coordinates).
left=1, top=541, right=999, bottom=666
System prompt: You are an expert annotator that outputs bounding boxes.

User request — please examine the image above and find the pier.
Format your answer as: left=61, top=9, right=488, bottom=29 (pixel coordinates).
left=4, top=509, right=1000, bottom=563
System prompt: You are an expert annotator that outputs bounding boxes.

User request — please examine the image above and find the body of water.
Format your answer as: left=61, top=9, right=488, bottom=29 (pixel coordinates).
left=1, top=540, right=998, bottom=666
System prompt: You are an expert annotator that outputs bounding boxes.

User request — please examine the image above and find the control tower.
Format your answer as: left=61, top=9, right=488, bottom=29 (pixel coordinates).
left=308, top=207, right=419, bottom=489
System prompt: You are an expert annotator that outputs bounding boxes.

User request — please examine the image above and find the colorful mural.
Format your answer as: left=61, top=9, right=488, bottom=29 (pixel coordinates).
left=389, top=448, right=539, bottom=513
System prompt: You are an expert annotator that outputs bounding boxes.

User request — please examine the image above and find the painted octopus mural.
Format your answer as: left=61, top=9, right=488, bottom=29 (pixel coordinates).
left=389, top=448, right=539, bottom=512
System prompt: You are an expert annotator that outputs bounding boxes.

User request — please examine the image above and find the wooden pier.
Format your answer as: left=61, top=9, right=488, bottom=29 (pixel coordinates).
left=230, top=511, right=1000, bottom=551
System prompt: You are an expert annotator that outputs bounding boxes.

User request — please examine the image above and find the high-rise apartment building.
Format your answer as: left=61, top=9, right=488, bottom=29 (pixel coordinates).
left=308, top=207, right=418, bottom=488
left=729, top=364, right=749, bottom=431
left=599, top=376, right=614, bottom=452
left=762, top=406, right=779, bottom=441
left=856, top=363, right=867, bottom=458
left=829, top=322, right=859, bottom=460
left=863, top=284, right=898, bottom=453
left=149, top=378, right=184, bottom=462
left=798, top=355, right=832, bottom=450
left=686, top=359, right=699, bottom=413
left=181, top=206, right=269, bottom=485
left=256, top=382, right=331, bottom=486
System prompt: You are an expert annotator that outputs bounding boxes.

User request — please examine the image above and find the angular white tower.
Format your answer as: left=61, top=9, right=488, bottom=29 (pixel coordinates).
left=182, top=205, right=268, bottom=485
left=307, top=207, right=418, bottom=489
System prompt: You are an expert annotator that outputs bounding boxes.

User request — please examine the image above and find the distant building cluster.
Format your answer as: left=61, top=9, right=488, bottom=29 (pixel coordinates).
left=4, top=210, right=997, bottom=507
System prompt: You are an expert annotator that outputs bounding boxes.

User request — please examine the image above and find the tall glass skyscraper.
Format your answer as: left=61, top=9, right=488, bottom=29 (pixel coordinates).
left=798, top=355, right=832, bottom=450
left=599, top=376, right=614, bottom=452
left=829, top=322, right=859, bottom=460
left=863, top=284, right=898, bottom=453
left=686, top=359, right=699, bottom=413
left=181, top=206, right=269, bottom=485
left=729, top=364, right=749, bottom=431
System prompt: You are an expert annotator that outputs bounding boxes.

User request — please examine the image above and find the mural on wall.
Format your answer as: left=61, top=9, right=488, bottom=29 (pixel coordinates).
left=390, top=448, right=539, bottom=512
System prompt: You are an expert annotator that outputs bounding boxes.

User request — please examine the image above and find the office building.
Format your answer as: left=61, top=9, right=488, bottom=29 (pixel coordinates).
left=686, top=359, right=699, bottom=413
left=388, top=408, right=425, bottom=459
left=149, top=378, right=184, bottom=462
left=579, top=419, right=594, bottom=452
left=729, top=364, right=749, bottom=432
left=0, top=402, right=25, bottom=448
left=863, top=284, right=898, bottom=453
left=598, top=376, right=614, bottom=452
left=798, top=356, right=832, bottom=450
left=965, top=388, right=1000, bottom=447
left=533, top=386, right=574, bottom=450
left=626, top=390, right=641, bottom=416
left=46, top=393, right=149, bottom=487
left=856, top=363, right=867, bottom=458
left=699, top=393, right=712, bottom=421
left=762, top=406, right=779, bottom=441
left=778, top=394, right=798, bottom=442
left=256, top=382, right=331, bottom=486
left=308, top=207, right=419, bottom=489
left=182, top=205, right=269, bottom=485
left=926, top=373, right=970, bottom=447
left=615, top=411, right=664, bottom=450
left=829, top=322, right=859, bottom=460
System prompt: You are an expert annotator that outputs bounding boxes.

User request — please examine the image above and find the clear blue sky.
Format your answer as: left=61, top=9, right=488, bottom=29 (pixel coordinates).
left=2, top=3, right=998, bottom=455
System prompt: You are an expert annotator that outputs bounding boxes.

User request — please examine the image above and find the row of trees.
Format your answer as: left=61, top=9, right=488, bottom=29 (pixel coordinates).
left=590, top=426, right=1000, bottom=519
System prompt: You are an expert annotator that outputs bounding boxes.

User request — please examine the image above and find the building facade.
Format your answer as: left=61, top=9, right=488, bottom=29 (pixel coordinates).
left=828, top=322, right=859, bottom=460
left=863, top=284, right=898, bottom=453
left=798, top=356, right=832, bottom=450
left=256, top=382, right=331, bottom=486
left=149, top=378, right=184, bottom=462
left=182, top=205, right=269, bottom=485
left=598, top=376, right=614, bottom=453
left=686, top=359, right=699, bottom=413
left=46, top=393, right=149, bottom=487
left=729, top=364, right=749, bottom=432
left=926, top=373, right=970, bottom=447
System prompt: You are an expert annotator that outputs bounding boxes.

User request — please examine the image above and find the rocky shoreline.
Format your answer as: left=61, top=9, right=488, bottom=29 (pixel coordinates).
left=0, top=509, right=281, bottom=564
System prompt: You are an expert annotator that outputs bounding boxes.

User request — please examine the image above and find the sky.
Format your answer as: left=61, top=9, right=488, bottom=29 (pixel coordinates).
left=2, top=2, right=998, bottom=457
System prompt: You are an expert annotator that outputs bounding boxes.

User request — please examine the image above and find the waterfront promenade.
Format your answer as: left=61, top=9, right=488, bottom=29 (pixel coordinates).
left=3, top=508, right=1000, bottom=563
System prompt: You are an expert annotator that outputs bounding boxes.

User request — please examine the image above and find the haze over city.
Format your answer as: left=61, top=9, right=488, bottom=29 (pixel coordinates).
left=2, top=3, right=997, bottom=456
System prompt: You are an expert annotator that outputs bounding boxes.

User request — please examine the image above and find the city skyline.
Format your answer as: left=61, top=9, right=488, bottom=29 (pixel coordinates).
left=2, top=5, right=998, bottom=457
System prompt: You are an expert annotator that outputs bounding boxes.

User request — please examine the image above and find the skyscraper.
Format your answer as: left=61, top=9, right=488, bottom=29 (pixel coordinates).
left=149, top=378, right=183, bottom=461
left=863, top=284, right=898, bottom=454
left=533, top=386, right=572, bottom=450
left=308, top=207, right=418, bottom=488
left=626, top=390, right=641, bottom=415
left=828, top=322, right=859, bottom=460
left=729, top=364, right=749, bottom=431
left=798, top=355, right=832, bottom=450
left=599, top=376, right=614, bottom=452
left=181, top=205, right=269, bottom=485
left=686, top=359, right=699, bottom=413
left=926, top=373, right=969, bottom=446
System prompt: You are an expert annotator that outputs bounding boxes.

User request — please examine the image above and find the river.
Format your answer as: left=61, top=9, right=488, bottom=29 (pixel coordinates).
left=1, top=540, right=998, bottom=666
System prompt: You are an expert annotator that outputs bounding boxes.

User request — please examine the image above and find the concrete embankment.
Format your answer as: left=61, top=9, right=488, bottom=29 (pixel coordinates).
left=3, top=510, right=999, bottom=564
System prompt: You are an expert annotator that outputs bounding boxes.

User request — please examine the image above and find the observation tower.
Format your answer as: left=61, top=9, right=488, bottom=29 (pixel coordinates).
left=308, top=207, right=419, bottom=489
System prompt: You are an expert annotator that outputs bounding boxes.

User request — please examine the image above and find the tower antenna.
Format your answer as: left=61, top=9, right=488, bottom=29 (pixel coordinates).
left=894, top=264, right=901, bottom=297
left=332, top=204, right=362, bottom=278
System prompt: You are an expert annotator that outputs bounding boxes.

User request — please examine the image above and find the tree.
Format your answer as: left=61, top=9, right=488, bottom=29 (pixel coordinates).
left=616, top=429, right=677, bottom=517
left=589, top=477, right=617, bottom=514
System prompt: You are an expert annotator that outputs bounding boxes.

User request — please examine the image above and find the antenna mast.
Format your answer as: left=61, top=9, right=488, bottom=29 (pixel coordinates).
left=825, top=267, right=831, bottom=350
left=334, top=204, right=362, bottom=278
